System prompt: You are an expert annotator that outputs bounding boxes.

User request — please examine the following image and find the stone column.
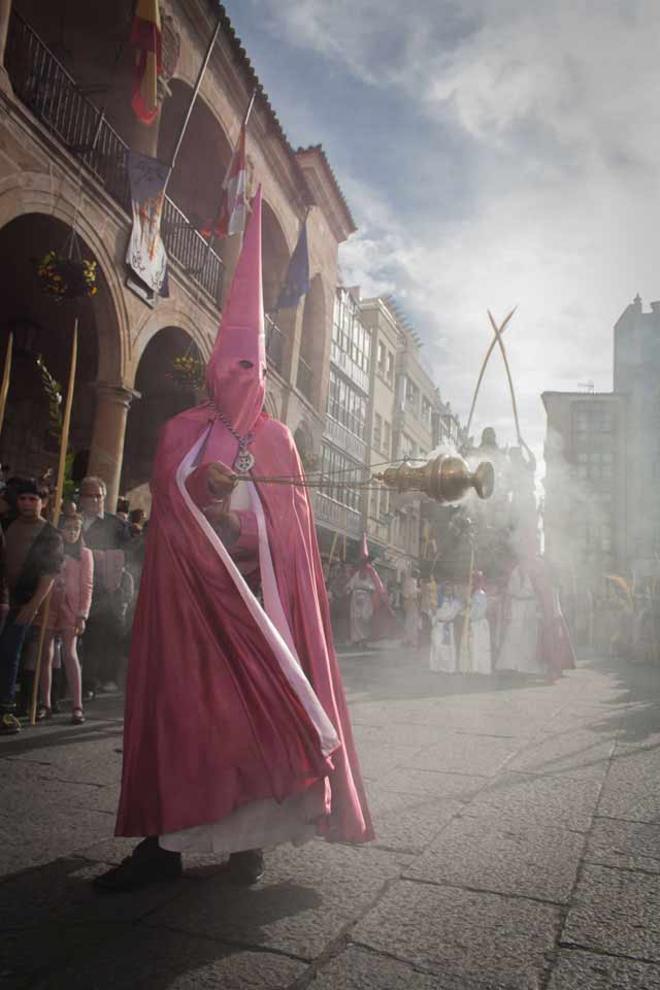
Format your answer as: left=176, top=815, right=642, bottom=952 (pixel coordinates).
left=0, top=0, right=13, bottom=95
left=87, top=383, right=139, bottom=512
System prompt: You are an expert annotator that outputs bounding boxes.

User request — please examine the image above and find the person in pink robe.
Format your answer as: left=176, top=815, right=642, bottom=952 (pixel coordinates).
left=94, top=190, right=373, bottom=892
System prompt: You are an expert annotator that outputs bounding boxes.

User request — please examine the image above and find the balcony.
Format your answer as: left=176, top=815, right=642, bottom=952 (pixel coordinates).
left=265, top=316, right=285, bottom=374
left=297, top=355, right=314, bottom=402
left=323, top=415, right=367, bottom=463
left=314, top=492, right=362, bottom=537
left=5, top=11, right=224, bottom=305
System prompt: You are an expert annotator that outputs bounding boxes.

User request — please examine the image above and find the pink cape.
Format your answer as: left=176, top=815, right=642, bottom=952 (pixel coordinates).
left=116, top=406, right=373, bottom=844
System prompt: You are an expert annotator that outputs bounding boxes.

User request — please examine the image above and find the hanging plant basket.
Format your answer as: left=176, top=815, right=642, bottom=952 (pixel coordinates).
left=168, top=355, right=206, bottom=392
left=33, top=251, right=98, bottom=303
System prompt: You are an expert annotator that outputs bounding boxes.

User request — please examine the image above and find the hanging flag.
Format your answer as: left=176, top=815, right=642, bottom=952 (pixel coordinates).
left=201, top=122, right=248, bottom=239
left=276, top=218, right=310, bottom=309
left=126, top=150, right=169, bottom=295
left=130, top=0, right=162, bottom=125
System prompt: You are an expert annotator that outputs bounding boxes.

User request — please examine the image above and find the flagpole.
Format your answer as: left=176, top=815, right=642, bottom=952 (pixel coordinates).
left=30, top=319, right=78, bottom=726
left=165, top=13, right=223, bottom=182
left=465, top=307, right=516, bottom=440
left=0, top=332, right=13, bottom=439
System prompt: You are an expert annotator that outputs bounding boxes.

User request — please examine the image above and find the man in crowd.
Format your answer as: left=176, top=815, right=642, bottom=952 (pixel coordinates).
left=94, top=190, right=372, bottom=892
left=79, top=476, right=129, bottom=697
left=0, top=479, right=62, bottom=735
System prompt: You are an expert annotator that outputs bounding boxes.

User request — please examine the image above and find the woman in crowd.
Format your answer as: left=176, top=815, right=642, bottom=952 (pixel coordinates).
left=37, top=512, right=93, bottom=724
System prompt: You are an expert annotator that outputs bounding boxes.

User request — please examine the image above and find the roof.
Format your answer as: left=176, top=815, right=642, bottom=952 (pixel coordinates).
left=212, top=4, right=355, bottom=235
left=541, top=390, right=624, bottom=411
left=295, top=145, right=356, bottom=234
left=382, top=295, right=422, bottom=347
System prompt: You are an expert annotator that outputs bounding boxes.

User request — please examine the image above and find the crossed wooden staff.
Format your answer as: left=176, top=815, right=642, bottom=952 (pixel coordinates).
left=459, top=307, right=526, bottom=671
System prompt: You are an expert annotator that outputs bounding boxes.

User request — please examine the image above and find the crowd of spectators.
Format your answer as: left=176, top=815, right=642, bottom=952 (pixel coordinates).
left=0, top=472, right=147, bottom=735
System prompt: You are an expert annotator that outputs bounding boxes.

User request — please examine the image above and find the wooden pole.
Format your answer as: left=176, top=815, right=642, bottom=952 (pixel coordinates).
left=327, top=530, right=339, bottom=570
left=0, top=332, right=13, bottom=439
left=459, top=543, right=475, bottom=673
left=465, top=307, right=517, bottom=440
left=29, top=319, right=78, bottom=725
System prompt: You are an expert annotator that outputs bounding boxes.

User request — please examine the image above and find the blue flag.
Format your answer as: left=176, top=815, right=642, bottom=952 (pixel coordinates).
left=276, top=219, right=310, bottom=309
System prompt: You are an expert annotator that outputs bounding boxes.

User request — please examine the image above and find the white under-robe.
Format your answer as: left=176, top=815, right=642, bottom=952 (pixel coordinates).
left=469, top=590, right=492, bottom=675
left=430, top=599, right=460, bottom=673
left=497, top=567, right=541, bottom=674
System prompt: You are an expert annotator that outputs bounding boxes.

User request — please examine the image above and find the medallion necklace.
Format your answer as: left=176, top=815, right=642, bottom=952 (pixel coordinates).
left=213, top=407, right=255, bottom=474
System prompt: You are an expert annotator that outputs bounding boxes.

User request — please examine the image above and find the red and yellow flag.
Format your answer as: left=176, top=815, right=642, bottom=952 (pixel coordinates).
left=130, top=0, right=162, bottom=125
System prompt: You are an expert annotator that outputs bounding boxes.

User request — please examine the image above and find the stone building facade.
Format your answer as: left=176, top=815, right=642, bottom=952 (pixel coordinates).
left=0, top=0, right=353, bottom=508
left=543, top=294, right=660, bottom=594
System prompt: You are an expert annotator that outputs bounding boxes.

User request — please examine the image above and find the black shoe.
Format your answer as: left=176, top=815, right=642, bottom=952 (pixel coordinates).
left=93, top=838, right=182, bottom=892
left=227, top=849, right=264, bottom=885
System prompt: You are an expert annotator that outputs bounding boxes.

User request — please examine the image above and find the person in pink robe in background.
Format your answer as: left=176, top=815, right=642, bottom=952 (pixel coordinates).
left=94, top=189, right=373, bottom=893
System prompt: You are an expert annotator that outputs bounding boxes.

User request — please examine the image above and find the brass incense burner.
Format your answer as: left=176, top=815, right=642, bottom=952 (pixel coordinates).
left=375, top=454, right=494, bottom=504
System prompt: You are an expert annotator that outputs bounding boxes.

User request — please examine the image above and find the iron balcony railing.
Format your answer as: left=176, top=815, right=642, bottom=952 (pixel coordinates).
left=265, top=316, right=285, bottom=374
left=6, top=11, right=224, bottom=305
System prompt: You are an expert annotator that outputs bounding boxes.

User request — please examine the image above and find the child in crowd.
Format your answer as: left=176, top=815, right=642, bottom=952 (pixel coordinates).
left=38, top=512, right=93, bottom=724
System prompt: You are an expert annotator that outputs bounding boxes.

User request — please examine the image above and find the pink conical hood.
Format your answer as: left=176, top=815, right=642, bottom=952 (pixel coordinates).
left=206, top=186, right=266, bottom=436
left=359, top=532, right=369, bottom=562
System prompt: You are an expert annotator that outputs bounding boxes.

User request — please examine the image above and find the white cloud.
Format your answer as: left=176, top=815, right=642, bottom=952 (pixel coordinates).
left=241, top=0, right=660, bottom=458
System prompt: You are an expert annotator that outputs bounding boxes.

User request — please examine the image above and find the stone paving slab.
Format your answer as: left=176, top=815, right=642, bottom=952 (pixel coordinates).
left=402, top=733, right=519, bottom=777
left=1, top=757, right=119, bottom=815
left=5, top=734, right=123, bottom=787
left=0, top=925, right=307, bottom=990
left=506, top=730, right=614, bottom=781
left=365, top=784, right=463, bottom=852
left=358, top=743, right=423, bottom=782
left=598, top=746, right=660, bottom=823
left=546, top=948, right=660, bottom=989
left=144, top=840, right=403, bottom=960
left=353, top=878, right=561, bottom=989
left=462, top=771, right=602, bottom=832
left=379, top=767, right=487, bottom=801
left=0, top=856, right=186, bottom=930
left=586, top=818, right=660, bottom=874
left=307, top=945, right=449, bottom=989
left=404, top=816, right=584, bottom=903
left=0, top=808, right=115, bottom=878
left=562, top=863, right=660, bottom=962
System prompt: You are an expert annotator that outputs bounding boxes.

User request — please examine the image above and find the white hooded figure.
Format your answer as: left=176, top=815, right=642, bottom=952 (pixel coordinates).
left=430, top=584, right=461, bottom=673
left=497, top=563, right=542, bottom=674
left=468, top=581, right=492, bottom=675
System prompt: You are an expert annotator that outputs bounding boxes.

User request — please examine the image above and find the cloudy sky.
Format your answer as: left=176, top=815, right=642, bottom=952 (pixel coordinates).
left=224, top=0, right=660, bottom=457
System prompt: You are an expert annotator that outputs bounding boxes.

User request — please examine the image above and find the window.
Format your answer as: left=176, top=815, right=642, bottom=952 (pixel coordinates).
left=377, top=341, right=386, bottom=373
left=373, top=413, right=382, bottom=451
left=421, top=396, right=432, bottom=427
left=401, top=432, right=416, bottom=460
left=332, top=289, right=371, bottom=374
left=319, top=443, right=362, bottom=512
left=326, top=368, right=368, bottom=440
left=386, top=351, right=394, bottom=383
left=383, top=420, right=392, bottom=458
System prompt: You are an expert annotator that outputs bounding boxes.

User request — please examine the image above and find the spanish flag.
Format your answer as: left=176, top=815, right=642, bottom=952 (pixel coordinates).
left=130, top=0, right=162, bottom=125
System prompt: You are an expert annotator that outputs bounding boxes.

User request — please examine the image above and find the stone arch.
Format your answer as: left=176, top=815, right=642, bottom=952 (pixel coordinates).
left=0, top=172, right=128, bottom=384
left=0, top=210, right=123, bottom=481
left=130, top=304, right=214, bottom=384
left=121, top=325, right=203, bottom=496
left=158, top=80, right=233, bottom=237
left=298, top=274, right=326, bottom=405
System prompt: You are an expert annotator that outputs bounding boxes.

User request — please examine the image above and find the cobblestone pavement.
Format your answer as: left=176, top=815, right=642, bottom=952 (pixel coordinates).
left=2, top=647, right=660, bottom=989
